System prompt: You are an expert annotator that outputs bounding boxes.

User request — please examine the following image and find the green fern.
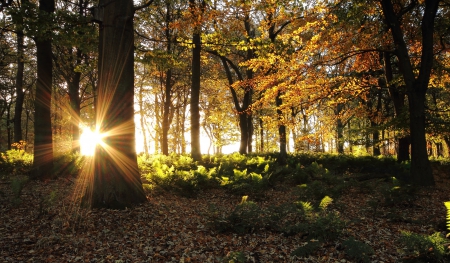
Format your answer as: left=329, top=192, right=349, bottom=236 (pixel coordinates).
left=445, top=201, right=450, bottom=231
left=319, top=196, right=333, bottom=211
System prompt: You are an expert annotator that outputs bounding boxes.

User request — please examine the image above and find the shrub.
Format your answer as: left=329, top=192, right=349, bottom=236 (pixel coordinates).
left=291, top=240, right=322, bottom=257
left=0, top=148, right=33, bottom=177
left=381, top=178, right=417, bottom=206
left=399, top=231, right=450, bottom=262
left=342, top=237, right=374, bottom=263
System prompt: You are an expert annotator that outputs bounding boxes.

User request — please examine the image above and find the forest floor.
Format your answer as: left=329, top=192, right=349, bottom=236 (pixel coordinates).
left=0, top=164, right=449, bottom=263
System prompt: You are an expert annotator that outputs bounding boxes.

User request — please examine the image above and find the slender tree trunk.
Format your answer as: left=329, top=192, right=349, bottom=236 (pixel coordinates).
left=237, top=114, right=247, bottom=154
left=189, top=0, right=203, bottom=161
left=276, top=92, right=287, bottom=163
left=372, top=120, right=381, bottom=156
left=383, top=52, right=409, bottom=162
left=68, top=49, right=82, bottom=153
left=32, top=0, right=55, bottom=180
left=335, top=104, right=345, bottom=154
left=138, top=84, right=148, bottom=155
left=86, top=0, right=146, bottom=209
left=154, top=93, right=160, bottom=153
left=6, top=102, right=12, bottom=149
left=162, top=69, right=172, bottom=155
left=14, top=31, right=25, bottom=144
left=259, top=118, right=264, bottom=152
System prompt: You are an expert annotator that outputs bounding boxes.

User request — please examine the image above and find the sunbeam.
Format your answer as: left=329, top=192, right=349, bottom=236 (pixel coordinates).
left=80, top=127, right=105, bottom=156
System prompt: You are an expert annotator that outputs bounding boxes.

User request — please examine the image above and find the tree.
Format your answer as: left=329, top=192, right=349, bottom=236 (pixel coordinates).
left=52, top=0, right=94, bottom=153
left=189, top=0, right=205, bottom=161
left=32, top=0, right=55, bottom=179
left=380, top=0, right=440, bottom=185
left=85, top=0, right=147, bottom=209
left=13, top=1, right=25, bottom=145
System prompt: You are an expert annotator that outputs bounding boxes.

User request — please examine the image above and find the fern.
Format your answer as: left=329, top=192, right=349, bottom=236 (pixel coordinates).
left=319, top=196, right=333, bottom=211
left=296, top=201, right=314, bottom=216
left=445, top=201, right=450, bottom=231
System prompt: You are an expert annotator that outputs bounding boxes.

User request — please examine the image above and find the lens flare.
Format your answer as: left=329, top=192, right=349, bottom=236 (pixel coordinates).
left=80, top=127, right=104, bottom=156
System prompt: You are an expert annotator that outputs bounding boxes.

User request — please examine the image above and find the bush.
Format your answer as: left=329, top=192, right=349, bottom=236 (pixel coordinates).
left=399, top=231, right=450, bottom=262
left=342, top=237, right=374, bottom=263
left=209, top=197, right=266, bottom=234
left=381, top=178, right=417, bottom=206
left=0, top=148, right=33, bottom=177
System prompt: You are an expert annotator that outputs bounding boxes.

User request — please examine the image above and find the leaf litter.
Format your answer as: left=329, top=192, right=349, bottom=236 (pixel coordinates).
left=1, top=167, right=449, bottom=263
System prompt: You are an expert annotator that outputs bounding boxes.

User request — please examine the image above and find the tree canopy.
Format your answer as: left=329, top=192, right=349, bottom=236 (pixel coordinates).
left=0, top=0, right=449, bottom=186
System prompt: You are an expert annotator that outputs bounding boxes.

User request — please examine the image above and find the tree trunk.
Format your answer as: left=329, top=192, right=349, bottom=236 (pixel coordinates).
left=86, top=0, right=146, bottom=209
left=6, top=102, right=12, bottom=149
left=32, top=0, right=55, bottom=180
left=162, top=69, right=172, bottom=155
left=335, top=104, right=345, bottom=154
left=138, top=84, right=148, bottom=155
left=189, top=0, right=204, bottom=161
left=259, top=118, right=264, bottom=152
left=68, top=49, right=82, bottom=153
left=408, top=89, right=433, bottom=185
left=276, top=92, right=287, bottom=163
left=14, top=30, right=25, bottom=144
left=372, top=120, right=381, bottom=156
left=383, top=51, right=409, bottom=162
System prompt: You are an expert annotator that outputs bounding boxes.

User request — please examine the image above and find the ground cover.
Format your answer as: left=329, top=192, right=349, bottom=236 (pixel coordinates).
left=1, top=153, right=449, bottom=262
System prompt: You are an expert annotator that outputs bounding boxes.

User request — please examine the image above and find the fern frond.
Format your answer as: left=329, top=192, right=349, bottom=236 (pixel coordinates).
left=296, top=201, right=313, bottom=215
left=319, top=196, right=333, bottom=211
left=444, top=201, right=450, bottom=231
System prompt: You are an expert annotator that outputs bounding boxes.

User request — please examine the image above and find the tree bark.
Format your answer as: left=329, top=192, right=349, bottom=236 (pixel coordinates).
left=86, top=0, right=146, bottom=209
left=32, top=0, right=55, bottom=180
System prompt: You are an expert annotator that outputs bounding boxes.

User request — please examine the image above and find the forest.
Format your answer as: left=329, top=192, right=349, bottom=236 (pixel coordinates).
left=1, top=0, right=450, bottom=262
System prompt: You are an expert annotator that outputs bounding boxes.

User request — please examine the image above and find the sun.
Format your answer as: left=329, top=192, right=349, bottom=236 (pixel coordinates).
left=80, top=127, right=104, bottom=156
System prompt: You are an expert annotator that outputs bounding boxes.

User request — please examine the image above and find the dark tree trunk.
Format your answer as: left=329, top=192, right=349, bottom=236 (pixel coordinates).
left=189, top=0, right=204, bottom=161
left=14, top=31, right=25, bottom=144
left=238, top=113, right=249, bottom=154
left=276, top=92, right=287, bottom=164
left=32, top=0, right=55, bottom=180
left=335, top=104, right=345, bottom=154
left=86, top=0, right=146, bottom=209
left=162, top=69, right=172, bottom=155
left=190, top=30, right=202, bottom=161
left=161, top=3, right=174, bottom=155
left=259, top=118, right=264, bottom=152
left=381, top=0, right=438, bottom=186
left=6, top=102, right=12, bottom=149
left=397, top=136, right=410, bottom=162
left=408, top=89, right=433, bottom=184
left=372, top=120, right=381, bottom=156
left=246, top=114, right=253, bottom=153
left=68, top=49, right=81, bottom=153
left=138, top=84, right=149, bottom=155
left=383, top=51, right=410, bottom=162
